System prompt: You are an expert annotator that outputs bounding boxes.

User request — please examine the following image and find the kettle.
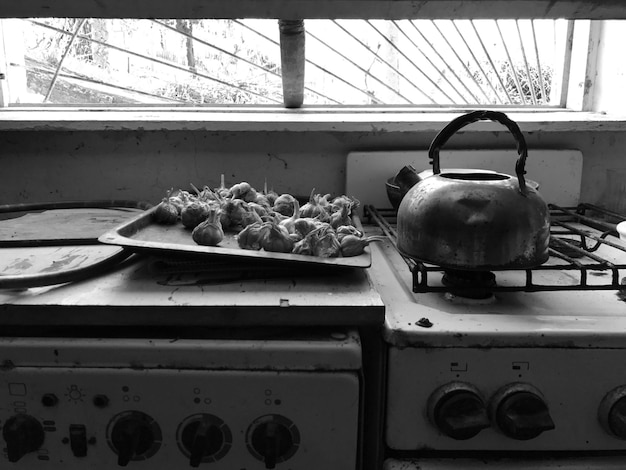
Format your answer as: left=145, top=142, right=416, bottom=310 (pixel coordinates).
left=396, top=110, right=550, bottom=270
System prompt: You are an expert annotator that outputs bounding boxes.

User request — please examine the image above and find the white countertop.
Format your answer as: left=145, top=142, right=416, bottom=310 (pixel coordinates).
left=0, top=252, right=384, bottom=327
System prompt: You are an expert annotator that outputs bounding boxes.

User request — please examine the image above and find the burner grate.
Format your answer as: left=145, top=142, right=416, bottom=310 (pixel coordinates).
left=364, top=204, right=626, bottom=293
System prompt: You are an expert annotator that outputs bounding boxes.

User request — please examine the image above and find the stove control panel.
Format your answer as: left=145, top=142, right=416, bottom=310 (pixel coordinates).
left=387, top=347, right=626, bottom=451
left=0, top=367, right=359, bottom=468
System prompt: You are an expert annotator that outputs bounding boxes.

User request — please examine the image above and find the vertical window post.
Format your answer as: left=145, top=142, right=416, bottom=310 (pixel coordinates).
left=279, top=19, right=305, bottom=108
left=0, top=19, right=27, bottom=106
left=0, top=19, right=9, bottom=106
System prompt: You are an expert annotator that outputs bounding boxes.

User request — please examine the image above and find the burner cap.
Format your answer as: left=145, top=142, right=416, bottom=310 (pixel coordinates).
left=442, top=269, right=496, bottom=299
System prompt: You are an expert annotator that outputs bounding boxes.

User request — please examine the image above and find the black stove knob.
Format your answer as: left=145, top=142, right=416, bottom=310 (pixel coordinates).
left=599, top=386, right=626, bottom=439
left=247, top=415, right=300, bottom=470
left=428, top=383, right=490, bottom=440
left=493, top=386, right=555, bottom=440
left=179, top=416, right=226, bottom=467
left=107, top=411, right=161, bottom=466
left=2, top=414, right=45, bottom=462
left=607, top=398, right=626, bottom=439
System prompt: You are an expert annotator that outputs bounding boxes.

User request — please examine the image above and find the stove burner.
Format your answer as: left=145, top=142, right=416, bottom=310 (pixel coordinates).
left=365, top=204, right=626, bottom=293
left=443, top=291, right=497, bottom=305
left=442, top=269, right=497, bottom=299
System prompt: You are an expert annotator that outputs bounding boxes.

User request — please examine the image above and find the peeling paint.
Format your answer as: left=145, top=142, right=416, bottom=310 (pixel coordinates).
left=3, top=258, right=33, bottom=272
left=39, top=254, right=88, bottom=273
left=267, top=152, right=289, bottom=169
left=544, top=0, right=558, bottom=15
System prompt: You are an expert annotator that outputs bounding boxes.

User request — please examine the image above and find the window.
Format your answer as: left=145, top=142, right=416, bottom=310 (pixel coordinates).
left=1, top=18, right=579, bottom=108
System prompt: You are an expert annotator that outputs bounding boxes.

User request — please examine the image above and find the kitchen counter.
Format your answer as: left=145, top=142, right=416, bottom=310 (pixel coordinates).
left=0, top=250, right=384, bottom=327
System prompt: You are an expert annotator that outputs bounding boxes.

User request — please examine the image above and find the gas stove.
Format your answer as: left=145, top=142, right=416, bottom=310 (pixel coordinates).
left=362, top=203, right=626, bottom=466
left=341, top=143, right=626, bottom=467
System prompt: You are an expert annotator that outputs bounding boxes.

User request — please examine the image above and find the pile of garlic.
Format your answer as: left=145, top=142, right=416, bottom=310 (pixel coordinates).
left=153, top=180, right=384, bottom=258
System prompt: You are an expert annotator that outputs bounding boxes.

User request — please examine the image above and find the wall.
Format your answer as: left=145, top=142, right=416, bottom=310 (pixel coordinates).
left=592, top=20, right=626, bottom=114
left=2, top=128, right=626, bottom=215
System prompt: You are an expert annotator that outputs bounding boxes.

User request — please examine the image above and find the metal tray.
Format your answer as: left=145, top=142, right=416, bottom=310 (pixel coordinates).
left=98, top=206, right=371, bottom=268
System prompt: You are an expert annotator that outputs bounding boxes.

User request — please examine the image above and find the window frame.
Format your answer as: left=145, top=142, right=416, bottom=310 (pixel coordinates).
left=0, top=107, right=622, bottom=133
left=1, top=0, right=626, bottom=21
left=0, top=0, right=624, bottom=130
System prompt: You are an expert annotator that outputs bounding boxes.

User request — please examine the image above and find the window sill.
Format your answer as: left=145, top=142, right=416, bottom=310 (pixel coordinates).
left=0, top=108, right=623, bottom=132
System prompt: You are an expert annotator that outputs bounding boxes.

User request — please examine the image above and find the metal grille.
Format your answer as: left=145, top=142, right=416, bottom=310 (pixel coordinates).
left=4, top=18, right=572, bottom=106
left=364, top=204, right=626, bottom=293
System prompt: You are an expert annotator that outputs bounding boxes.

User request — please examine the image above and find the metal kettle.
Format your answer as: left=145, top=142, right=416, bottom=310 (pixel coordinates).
left=396, top=110, right=551, bottom=270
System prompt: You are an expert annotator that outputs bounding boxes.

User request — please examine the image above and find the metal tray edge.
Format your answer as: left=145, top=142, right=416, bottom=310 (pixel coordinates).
left=98, top=206, right=372, bottom=268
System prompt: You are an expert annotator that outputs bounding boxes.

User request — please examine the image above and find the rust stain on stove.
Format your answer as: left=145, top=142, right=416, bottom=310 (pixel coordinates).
left=167, top=288, right=180, bottom=301
left=389, top=329, right=585, bottom=350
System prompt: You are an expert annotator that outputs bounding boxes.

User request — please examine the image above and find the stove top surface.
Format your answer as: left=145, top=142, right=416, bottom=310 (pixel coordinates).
left=0, top=253, right=384, bottom=328
left=362, top=206, right=626, bottom=348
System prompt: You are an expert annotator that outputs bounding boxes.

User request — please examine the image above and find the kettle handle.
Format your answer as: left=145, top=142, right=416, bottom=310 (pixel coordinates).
left=428, top=110, right=529, bottom=195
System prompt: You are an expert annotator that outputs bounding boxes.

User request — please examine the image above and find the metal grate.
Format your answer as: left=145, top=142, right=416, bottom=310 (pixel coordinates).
left=3, top=18, right=572, bottom=106
left=364, top=204, right=626, bottom=293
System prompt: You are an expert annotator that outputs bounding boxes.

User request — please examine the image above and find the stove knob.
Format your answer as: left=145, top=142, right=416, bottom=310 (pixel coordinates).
left=2, top=414, right=45, bottom=462
left=599, top=386, right=626, bottom=439
left=428, top=382, right=490, bottom=440
left=107, top=411, right=162, bottom=466
left=177, top=414, right=232, bottom=467
left=247, top=415, right=300, bottom=469
left=491, top=384, right=555, bottom=440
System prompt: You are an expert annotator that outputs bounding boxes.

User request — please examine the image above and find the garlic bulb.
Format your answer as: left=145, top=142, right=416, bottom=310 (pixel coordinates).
left=261, top=223, right=294, bottom=253
left=153, top=199, right=179, bottom=224
left=237, top=222, right=269, bottom=250
left=181, top=201, right=211, bottom=229
left=192, top=208, right=224, bottom=246
left=340, top=235, right=386, bottom=257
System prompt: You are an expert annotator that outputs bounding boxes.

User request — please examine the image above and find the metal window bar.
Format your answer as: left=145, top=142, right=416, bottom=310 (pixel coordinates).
left=449, top=20, right=503, bottom=105
left=152, top=19, right=281, bottom=77
left=469, top=19, right=512, bottom=104
left=305, top=27, right=412, bottom=104
left=556, top=20, right=575, bottom=107
left=29, top=19, right=282, bottom=104
left=402, top=20, right=470, bottom=104
left=393, top=20, right=470, bottom=105
left=530, top=20, right=547, bottom=103
left=14, top=18, right=570, bottom=106
left=514, top=20, right=538, bottom=105
left=234, top=18, right=383, bottom=104
left=154, top=18, right=337, bottom=105
left=495, top=19, right=527, bottom=105
left=332, top=19, right=435, bottom=103
left=364, top=205, right=626, bottom=293
left=408, top=20, right=481, bottom=104
left=430, top=20, right=490, bottom=104
left=329, top=20, right=409, bottom=103
left=365, top=20, right=445, bottom=104
left=44, top=18, right=86, bottom=102
left=35, top=64, right=186, bottom=103
left=514, top=20, right=537, bottom=105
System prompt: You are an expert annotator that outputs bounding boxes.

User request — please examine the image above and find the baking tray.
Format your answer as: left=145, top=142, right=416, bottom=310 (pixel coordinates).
left=98, top=206, right=372, bottom=268
left=0, top=202, right=148, bottom=289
